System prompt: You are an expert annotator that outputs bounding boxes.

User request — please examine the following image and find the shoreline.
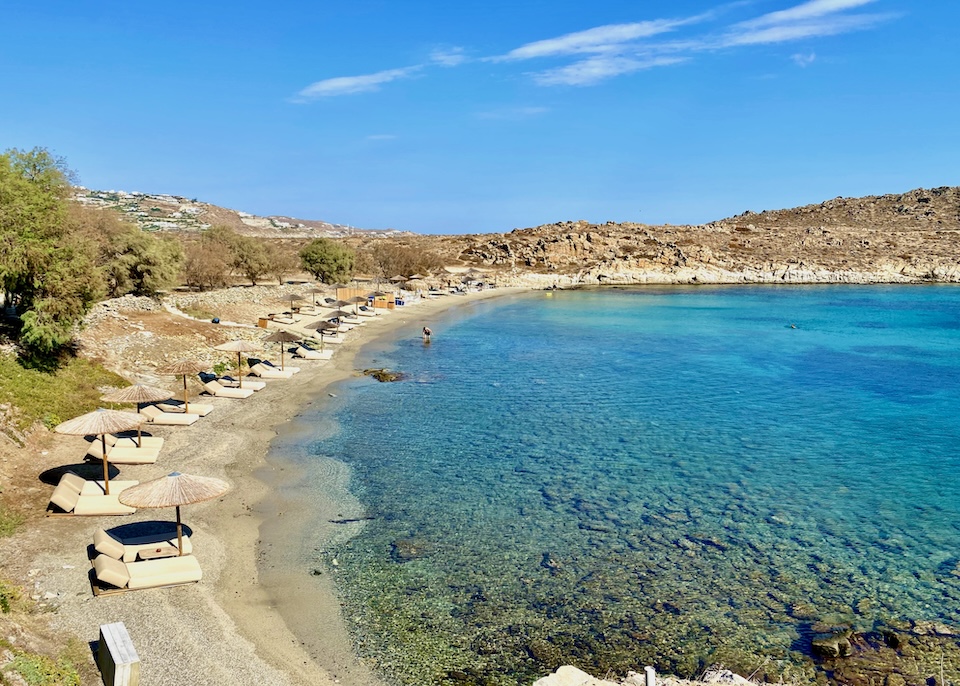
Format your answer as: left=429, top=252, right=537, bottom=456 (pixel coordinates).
left=219, top=287, right=524, bottom=685
left=3, top=287, right=521, bottom=686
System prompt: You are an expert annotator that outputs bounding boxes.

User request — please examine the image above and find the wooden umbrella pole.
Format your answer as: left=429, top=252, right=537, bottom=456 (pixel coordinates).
left=101, top=434, right=110, bottom=494
left=176, top=506, right=184, bottom=556
left=182, top=375, right=190, bottom=413
left=280, top=344, right=285, bottom=371
left=237, top=352, right=243, bottom=389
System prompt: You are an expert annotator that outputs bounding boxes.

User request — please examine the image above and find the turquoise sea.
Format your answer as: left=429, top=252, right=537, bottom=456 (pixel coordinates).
left=295, top=286, right=960, bottom=685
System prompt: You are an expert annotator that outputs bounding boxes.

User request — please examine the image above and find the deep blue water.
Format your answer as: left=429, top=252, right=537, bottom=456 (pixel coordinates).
left=301, top=286, right=960, bottom=685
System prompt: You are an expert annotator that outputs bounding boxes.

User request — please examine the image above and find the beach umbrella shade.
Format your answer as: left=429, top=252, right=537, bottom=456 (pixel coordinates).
left=263, top=330, right=301, bottom=370
left=408, top=273, right=428, bottom=280
left=389, top=275, right=408, bottom=283
left=158, top=359, right=208, bottom=414
left=213, top=340, right=263, bottom=388
left=332, top=299, right=352, bottom=309
left=349, top=295, right=368, bottom=314
left=308, top=287, right=326, bottom=305
left=55, top=409, right=144, bottom=495
left=277, top=294, right=303, bottom=311
left=100, top=384, right=174, bottom=446
left=118, top=471, right=230, bottom=555
left=308, top=320, right=339, bottom=350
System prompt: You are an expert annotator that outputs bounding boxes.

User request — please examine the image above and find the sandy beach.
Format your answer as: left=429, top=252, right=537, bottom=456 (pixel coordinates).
left=3, top=287, right=521, bottom=686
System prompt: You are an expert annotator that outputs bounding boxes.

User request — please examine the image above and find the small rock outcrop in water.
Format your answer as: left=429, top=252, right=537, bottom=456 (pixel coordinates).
left=362, top=368, right=406, bottom=382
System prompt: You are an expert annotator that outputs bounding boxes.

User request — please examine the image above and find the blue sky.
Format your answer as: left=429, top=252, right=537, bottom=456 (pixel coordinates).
left=2, top=0, right=957, bottom=233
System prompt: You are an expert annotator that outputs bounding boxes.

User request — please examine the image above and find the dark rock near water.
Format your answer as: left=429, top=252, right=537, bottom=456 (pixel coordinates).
left=812, top=630, right=853, bottom=657
left=362, top=368, right=406, bottom=382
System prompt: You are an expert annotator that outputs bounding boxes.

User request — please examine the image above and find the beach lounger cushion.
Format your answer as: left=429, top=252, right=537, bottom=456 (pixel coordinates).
left=93, top=554, right=203, bottom=591
left=202, top=381, right=254, bottom=399
left=94, top=528, right=192, bottom=562
left=140, top=405, right=200, bottom=425
left=105, top=434, right=165, bottom=449
left=154, top=402, right=214, bottom=417
left=49, top=473, right=139, bottom=515
left=249, top=363, right=294, bottom=379
left=263, top=361, right=300, bottom=373
left=74, top=496, right=136, bottom=516
left=86, top=441, right=159, bottom=464
left=50, top=482, right=81, bottom=513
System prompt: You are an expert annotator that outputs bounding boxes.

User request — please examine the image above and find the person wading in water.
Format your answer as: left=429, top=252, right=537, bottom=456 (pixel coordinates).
left=422, top=326, right=432, bottom=342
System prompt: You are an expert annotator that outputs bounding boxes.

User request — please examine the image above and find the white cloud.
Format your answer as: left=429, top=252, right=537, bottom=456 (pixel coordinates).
left=738, top=0, right=877, bottom=29
left=533, top=55, right=686, bottom=86
left=792, top=52, right=817, bottom=67
left=722, top=13, right=890, bottom=46
left=294, top=66, right=421, bottom=100
left=431, top=47, right=467, bottom=67
left=499, top=18, right=697, bottom=61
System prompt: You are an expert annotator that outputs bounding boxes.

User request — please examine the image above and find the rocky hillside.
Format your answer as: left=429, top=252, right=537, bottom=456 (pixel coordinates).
left=450, top=186, right=960, bottom=286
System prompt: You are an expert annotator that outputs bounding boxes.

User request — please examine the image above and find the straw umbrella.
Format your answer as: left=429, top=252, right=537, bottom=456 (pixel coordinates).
left=308, top=321, right=339, bottom=350
left=55, top=409, right=144, bottom=495
left=100, top=384, right=174, bottom=447
left=263, top=330, right=301, bottom=371
left=119, top=472, right=230, bottom=555
left=308, top=287, right=326, bottom=306
left=213, top=340, right=262, bottom=389
left=278, top=294, right=303, bottom=312
left=349, top=295, right=368, bottom=314
left=158, top=359, right=208, bottom=414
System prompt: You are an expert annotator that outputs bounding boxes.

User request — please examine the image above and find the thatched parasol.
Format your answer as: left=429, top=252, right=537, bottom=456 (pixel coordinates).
left=55, top=409, right=144, bottom=494
left=278, top=294, right=303, bottom=310
left=408, top=273, right=428, bottom=280
left=213, top=340, right=263, bottom=389
left=119, top=472, right=230, bottom=555
left=389, top=275, right=408, bottom=283
left=158, top=359, right=208, bottom=414
left=332, top=299, right=352, bottom=309
left=307, top=320, right=339, bottom=350
left=100, top=384, right=174, bottom=447
left=307, top=287, right=326, bottom=305
left=263, top=330, right=301, bottom=371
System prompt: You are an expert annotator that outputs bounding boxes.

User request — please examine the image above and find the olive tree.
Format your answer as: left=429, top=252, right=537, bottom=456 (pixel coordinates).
left=299, top=238, right=355, bottom=283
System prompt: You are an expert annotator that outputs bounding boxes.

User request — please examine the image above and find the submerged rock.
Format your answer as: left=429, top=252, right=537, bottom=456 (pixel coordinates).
left=362, top=368, right=406, bottom=382
left=390, top=537, right=431, bottom=562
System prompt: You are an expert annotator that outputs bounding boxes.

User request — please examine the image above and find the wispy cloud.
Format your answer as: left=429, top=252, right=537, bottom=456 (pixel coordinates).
left=738, top=0, right=878, bottom=29
left=534, top=56, right=687, bottom=86
left=431, top=47, right=467, bottom=67
left=366, top=134, right=398, bottom=141
left=294, top=66, right=421, bottom=101
left=498, top=19, right=697, bottom=61
left=722, top=0, right=891, bottom=46
left=292, top=1, right=897, bottom=101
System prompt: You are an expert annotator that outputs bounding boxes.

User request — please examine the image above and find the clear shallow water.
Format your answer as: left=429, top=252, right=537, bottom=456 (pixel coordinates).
left=301, top=286, right=960, bottom=685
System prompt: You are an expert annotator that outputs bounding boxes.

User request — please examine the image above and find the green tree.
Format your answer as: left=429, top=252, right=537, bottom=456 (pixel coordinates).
left=264, top=242, right=300, bottom=285
left=0, top=148, right=102, bottom=357
left=70, top=204, right=183, bottom=296
left=232, top=235, right=271, bottom=285
left=299, top=238, right=355, bottom=283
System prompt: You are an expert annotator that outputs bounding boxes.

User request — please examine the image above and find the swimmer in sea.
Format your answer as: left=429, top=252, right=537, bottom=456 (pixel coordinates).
left=422, top=326, right=432, bottom=342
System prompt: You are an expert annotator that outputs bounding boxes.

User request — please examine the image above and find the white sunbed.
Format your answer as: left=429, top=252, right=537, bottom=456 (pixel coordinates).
left=249, top=363, right=294, bottom=379
left=218, top=376, right=267, bottom=391
left=155, top=401, right=215, bottom=416
left=140, top=405, right=200, bottom=426
left=294, top=346, right=333, bottom=360
left=47, top=472, right=138, bottom=516
left=92, top=553, right=202, bottom=595
left=202, top=380, right=254, bottom=399
left=86, top=440, right=159, bottom=465
left=94, top=527, right=192, bottom=563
